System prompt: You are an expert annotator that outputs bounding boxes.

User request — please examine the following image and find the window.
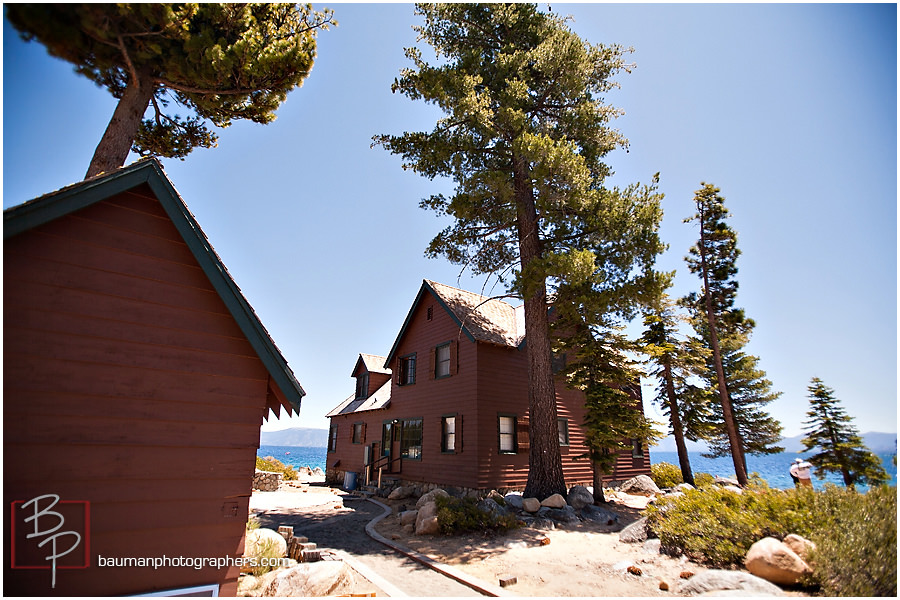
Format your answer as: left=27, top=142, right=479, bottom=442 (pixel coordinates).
left=398, top=354, right=416, bottom=385
left=498, top=415, right=517, bottom=454
left=435, top=343, right=451, bottom=378
left=352, top=422, right=365, bottom=444
left=355, top=372, right=369, bottom=399
left=631, top=438, right=644, bottom=458
left=558, top=418, right=569, bottom=446
left=327, top=423, right=338, bottom=452
left=441, top=415, right=457, bottom=453
left=400, top=418, right=423, bottom=460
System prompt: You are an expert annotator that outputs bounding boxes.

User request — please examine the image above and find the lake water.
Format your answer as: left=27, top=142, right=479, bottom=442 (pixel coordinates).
left=651, top=451, right=897, bottom=491
left=257, top=445, right=897, bottom=491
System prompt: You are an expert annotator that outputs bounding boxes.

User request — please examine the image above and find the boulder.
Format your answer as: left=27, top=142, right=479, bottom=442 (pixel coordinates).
left=415, top=501, right=441, bottom=535
left=619, top=475, right=661, bottom=497
left=745, top=537, right=811, bottom=586
left=399, top=510, right=418, bottom=526
left=416, top=488, right=450, bottom=509
left=245, top=528, right=287, bottom=559
left=782, top=534, right=816, bottom=562
left=503, top=493, right=524, bottom=510
left=643, top=538, right=662, bottom=554
left=567, top=485, right=594, bottom=510
left=675, top=483, right=696, bottom=493
left=714, top=476, right=740, bottom=487
left=538, top=506, right=579, bottom=524
left=262, top=562, right=352, bottom=596
left=581, top=503, right=619, bottom=525
left=618, top=517, right=649, bottom=544
left=388, top=486, right=415, bottom=500
left=540, top=493, right=567, bottom=509
left=522, top=497, right=541, bottom=513
left=676, top=569, right=784, bottom=596
left=312, top=467, right=324, bottom=476
left=722, top=485, right=744, bottom=495
left=477, top=498, right=509, bottom=519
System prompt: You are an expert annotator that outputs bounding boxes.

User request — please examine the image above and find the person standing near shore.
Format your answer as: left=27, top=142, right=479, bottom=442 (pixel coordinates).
left=790, top=458, right=813, bottom=487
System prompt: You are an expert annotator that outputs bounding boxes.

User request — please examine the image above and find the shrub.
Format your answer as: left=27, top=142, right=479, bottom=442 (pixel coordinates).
left=646, top=485, right=817, bottom=567
left=693, top=472, right=715, bottom=488
left=651, top=462, right=683, bottom=488
left=435, top=496, right=520, bottom=535
left=807, top=485, right=896, bottom=597
left=256, top=455, right=298, bottom=481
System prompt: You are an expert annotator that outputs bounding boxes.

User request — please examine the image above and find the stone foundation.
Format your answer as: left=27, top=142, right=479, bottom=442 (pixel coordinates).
left=253, top=470, right=282, bottom=491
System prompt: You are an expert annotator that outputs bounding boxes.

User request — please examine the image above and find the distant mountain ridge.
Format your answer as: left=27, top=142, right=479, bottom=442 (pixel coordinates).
left=653, top=431, right=896, bottom=454
left=260, top=427, right=328, bottom=447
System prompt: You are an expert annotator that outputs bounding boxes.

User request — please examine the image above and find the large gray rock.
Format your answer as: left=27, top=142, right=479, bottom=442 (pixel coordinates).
left=676, top=570, right=783, bottom=596
left=262, top=562, right=352, bottom=596
left=477, top=498, right=509, bottom=519
left=522, top=497, right=541, bottom=513
left=503, top=493, right=524, bottom=510
left=538, top=505, right=579, bottom=524
left=416, top=488, right=450, bottom=509
left=619, top=475, right=661, bottom=497
left=415, top=501, right=441, bottom=535
left=540, top=493, right=567, bottom=509
left=399, top=510, right=418, bottom=526
left=745, top=537, right=811, bottom=586
left=618, top=517, right=649, bottom=543
left=567, top=485, right=594, bottom=510
left=245, top=528, right=287, bottom=560
left=581, top=503, right=619, bottom=525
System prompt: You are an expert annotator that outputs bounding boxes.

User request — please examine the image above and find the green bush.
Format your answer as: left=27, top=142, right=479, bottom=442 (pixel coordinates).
left=256, top=456, right=298, bottom=481
left=651, top=462, right=683, bottom=488
left=646, top=485, right=817, bottom=567
left=693, top=472, right=715, bottom=488
left=435, top=496, right=521, bottom=535
left=806, top=485, right=896, bottom=597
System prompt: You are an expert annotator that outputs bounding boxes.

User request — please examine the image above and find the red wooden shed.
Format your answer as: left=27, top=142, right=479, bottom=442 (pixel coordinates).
left=3, top=159, right=304, bottom=596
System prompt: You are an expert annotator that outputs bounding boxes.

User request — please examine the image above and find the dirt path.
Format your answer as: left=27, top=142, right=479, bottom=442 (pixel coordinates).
left=253, top=494, right=483, bottom=596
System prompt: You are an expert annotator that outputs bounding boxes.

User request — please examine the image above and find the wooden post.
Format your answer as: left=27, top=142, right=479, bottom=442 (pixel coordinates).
left=377, top=467, right=382, bottom=489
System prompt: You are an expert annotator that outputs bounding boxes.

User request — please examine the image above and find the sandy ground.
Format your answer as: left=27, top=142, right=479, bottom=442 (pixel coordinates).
left=371, top=490, right=710, bottom=597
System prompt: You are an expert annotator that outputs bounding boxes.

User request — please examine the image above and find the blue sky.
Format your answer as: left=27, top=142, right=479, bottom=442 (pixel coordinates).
left=3, top=3, right=896, bottom=439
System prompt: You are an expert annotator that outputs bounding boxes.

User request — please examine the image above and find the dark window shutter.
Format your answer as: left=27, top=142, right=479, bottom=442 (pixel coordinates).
left=517, top=416, right=530, bottom=453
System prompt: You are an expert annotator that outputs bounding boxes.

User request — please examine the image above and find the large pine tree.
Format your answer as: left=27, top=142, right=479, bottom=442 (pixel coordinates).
left=376, top=3, right=665, bottom=499
left=7, top=4, right=334, bottom=178
left=683, top=182, right=749, bottom=484
left=803, top=377, right=888, bottom=489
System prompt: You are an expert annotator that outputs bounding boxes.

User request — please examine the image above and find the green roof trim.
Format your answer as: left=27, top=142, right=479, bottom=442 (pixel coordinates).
left=4, top=158, right=305, bottom=412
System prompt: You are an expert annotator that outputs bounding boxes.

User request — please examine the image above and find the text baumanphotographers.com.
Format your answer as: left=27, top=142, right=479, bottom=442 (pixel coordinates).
left=96, top=555, right=292, bottom=570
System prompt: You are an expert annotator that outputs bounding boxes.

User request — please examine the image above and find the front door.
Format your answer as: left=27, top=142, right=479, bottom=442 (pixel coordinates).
left=382, top=422, right=399, bottom=474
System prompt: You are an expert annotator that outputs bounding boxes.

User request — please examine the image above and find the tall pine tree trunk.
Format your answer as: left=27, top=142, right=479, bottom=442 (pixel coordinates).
left=697, top=210, right=748, bottom=486
left=663, top=361, right=695, bottom=486
left=592, top=462, right=606, bottom=503
left=514, top=155, right=566, bottom=500
left=85, top=72, right=154, bottom=179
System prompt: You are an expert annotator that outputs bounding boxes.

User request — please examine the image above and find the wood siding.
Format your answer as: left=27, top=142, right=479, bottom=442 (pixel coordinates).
left=328, top=286, right=651, bottom=493
left=4, top=186, right=272, bottom=596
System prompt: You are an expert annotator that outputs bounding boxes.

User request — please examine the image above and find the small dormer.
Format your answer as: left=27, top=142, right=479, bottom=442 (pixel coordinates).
left=352, top=353, right=391, bottom=399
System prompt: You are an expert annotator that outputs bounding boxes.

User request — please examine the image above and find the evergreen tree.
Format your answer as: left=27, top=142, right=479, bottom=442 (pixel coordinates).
left=376, top=3, right=665, bottom=498
left=803, top=377, right=889, bottom=489
left=639, top=291, right=712, bottom=486
left=697, top=322, right=784, bottom=470
left=683, top=182, right=748, bottom=484
left=558, top=324, right=661, bottom=503
left=6, top=4, right=334, bottom=178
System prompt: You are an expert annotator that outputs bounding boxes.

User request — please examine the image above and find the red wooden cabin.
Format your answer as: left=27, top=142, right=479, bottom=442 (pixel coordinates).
left=3, top=159, right=304, bottom=596
left=326, top=279, right=651, bottom=495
